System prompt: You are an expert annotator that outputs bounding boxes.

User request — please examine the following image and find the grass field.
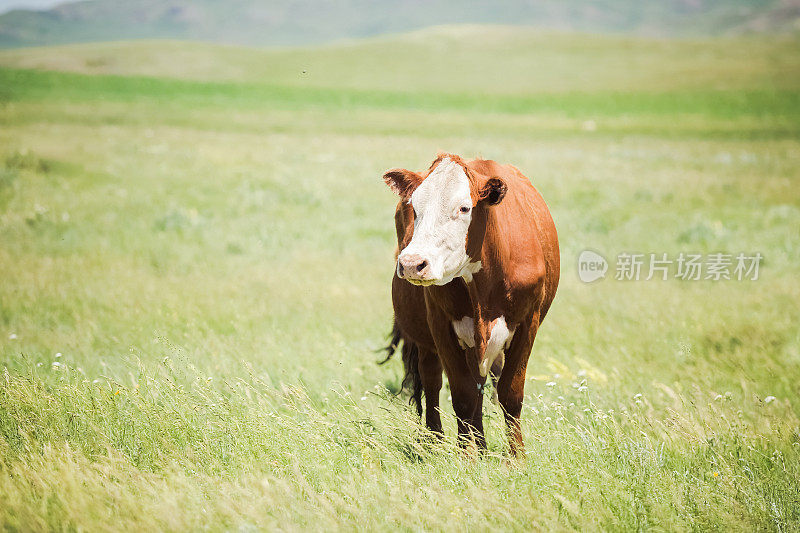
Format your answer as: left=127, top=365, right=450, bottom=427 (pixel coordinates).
left=1, top=28, right=799, bottom=531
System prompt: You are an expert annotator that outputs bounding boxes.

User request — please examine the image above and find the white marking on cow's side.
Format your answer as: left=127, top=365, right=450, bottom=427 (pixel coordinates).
left=479, top=316, right=514, bottom=378
left=505, top=324, right=517, bottom=350
left=452, top=316, right=475, bottom=349
left=398, top=158, right=474, bottom=285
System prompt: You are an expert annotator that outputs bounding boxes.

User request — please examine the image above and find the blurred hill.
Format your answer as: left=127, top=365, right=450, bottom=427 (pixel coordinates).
left=1, top=0, right=799, bottom=48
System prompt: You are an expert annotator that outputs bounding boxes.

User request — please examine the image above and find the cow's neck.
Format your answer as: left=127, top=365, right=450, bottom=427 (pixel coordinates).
left=464, top=207, right=505, bottom=382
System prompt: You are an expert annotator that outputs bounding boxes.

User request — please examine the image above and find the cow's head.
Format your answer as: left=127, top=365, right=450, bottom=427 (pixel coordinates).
left=383, top=155, right=507, bottom=286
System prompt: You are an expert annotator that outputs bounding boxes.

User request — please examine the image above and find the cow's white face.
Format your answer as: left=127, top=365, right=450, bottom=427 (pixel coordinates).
left=397, top=158, right=475, bottom=286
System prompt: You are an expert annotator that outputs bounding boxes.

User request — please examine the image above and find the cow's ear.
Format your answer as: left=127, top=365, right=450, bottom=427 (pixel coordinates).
left=382, top=168, right=421, bottom=198
left=479, top=177, right=507, bottom=206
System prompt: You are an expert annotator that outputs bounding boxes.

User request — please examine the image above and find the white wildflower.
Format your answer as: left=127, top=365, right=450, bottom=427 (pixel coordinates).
left=8, top=333, right=17, bottom=340
left=55, top=352, right=62, bottom=358
left=546, top=381, right=557, bottom=387
left=764, top=396, right=776, bottom=404
left=578, top=385, right=588, bottom=393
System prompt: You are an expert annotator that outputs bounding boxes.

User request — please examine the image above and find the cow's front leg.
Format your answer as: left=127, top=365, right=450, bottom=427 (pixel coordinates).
left=497, top=315, right=538, bottom=458
left=449, top=369, right=485, bottom=450
left=417, top=347, right=443, bottom=435
left=427, top=310, right=486, bottom=450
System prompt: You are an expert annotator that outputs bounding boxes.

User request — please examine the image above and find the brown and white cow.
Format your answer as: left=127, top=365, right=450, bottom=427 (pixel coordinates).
left=382, top=153, right=559, bottom=456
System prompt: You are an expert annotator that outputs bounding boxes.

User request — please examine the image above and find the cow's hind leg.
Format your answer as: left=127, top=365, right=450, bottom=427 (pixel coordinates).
left=418, top=347, right=443, bottom=435
left=497, top=314, right=539, bottom=458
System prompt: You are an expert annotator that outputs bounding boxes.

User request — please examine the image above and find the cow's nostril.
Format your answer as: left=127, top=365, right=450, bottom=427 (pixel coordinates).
left=417, top=260, right=428, bottom=272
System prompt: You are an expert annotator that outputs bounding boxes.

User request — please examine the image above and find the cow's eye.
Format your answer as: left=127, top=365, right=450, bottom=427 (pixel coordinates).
left=460, top=206, right=471, bottom=214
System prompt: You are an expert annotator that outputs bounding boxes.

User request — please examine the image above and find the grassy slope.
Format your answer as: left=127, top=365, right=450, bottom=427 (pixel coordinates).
left=0, top=29, right=799, bottom=530
left=1, top=27, right=799, bottom=93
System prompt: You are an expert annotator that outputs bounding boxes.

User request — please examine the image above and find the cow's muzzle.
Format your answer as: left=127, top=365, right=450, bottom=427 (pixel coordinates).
left=397, top=253, right=433, bottom=284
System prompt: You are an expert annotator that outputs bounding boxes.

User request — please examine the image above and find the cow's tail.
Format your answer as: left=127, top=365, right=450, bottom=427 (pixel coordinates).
left=379, top=320, right=423, bottom=416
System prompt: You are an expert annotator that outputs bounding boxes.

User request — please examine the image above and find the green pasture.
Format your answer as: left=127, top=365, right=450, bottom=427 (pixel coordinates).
left=0, top=28, right=798, bottom=531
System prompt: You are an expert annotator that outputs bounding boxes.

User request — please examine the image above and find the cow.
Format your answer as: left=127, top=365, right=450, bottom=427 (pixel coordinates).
left=381, top=153, right=559, bottom=456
